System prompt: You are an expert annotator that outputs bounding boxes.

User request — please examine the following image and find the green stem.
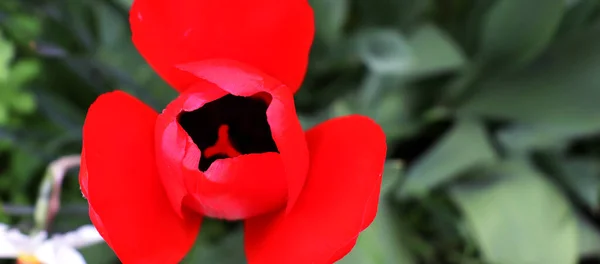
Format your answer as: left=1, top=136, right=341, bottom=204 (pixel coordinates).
left=31, top=154, right=81, bottom=235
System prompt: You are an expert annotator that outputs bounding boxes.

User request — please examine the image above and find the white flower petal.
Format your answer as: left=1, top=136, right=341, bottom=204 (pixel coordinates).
left=0, top=236, right=19, bottom=258
left=35, top=242, right=58, bottom=264
left=5, top=229, right=45, bottom=253
left=55, top=246, right=87, bottom=264
left=0, top=225, right=28, bottom=257
left=2, top=224, right=101, bottom=263
left=36, top=242, right=86, bottom=264
left=50, top=225, right=104, bottom=249
left=29, top=232, right=48, bottom=247
left=6, top=229, right=29, bottom=243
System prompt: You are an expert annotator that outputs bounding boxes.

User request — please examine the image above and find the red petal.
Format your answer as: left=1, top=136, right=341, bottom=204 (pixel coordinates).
left=244, top=115, right=387, bottom=264
left=80, top=150, right=111, bottom=245
left=81, top=91, right=201, bottom=264
left=186, top=153, right=287, bottom=219
left=79, top=150, right=89, bottom=199
left=130, top=0, right=314, bottom=93
left=154, top=83, right=228, bottom=219
left=155, top=84, right=288, bottom=219
left=157, top=60, right=309, bottom=218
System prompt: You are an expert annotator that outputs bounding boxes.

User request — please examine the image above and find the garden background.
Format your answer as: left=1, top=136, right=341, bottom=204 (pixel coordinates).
left=2, top=0, right=600, bottom=263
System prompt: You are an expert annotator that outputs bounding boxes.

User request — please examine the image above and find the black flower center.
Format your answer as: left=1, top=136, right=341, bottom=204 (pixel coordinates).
left=178, top=93, right=279, bottom=171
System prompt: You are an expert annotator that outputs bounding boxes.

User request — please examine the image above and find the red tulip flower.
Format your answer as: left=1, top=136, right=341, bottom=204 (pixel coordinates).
left=78, top=0, right=387, bottom=263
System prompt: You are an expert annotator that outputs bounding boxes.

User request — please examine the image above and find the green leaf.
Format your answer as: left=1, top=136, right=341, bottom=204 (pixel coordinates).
left=340, top=160, right=415, bottom=264
left=451, top=160, right=578, bottom=264
left=309, top=0, right=349, bottom=45
left=367, top=89, right=413, bottom=141
left=555, top=158, right=600, bottom=210
left=0, top=29, right=14, bottom=81
left=578, top=216, right=600, bottom=258
left=353, top=0, right=429, bottom=29
left=0, top=106, right=8, bottom=124
left=0, top=203, right=9, bottom=222
left=8, top=59, right=41, bottom=88
left=357, top=73, right=404, bottom=113
left=3, top=14, right=42, bottom=45
left=93, top=1, right=174, bottom=109
left=407, top=24, right=466, bottom=77
left=95, top=2, right=127, bottom=49
left=183, top=230, right=247, bottom=264
left=10, top=92, right=35, bottom=114
left=339, top=201, right=415, bottom=264
left=80, top=243, right=118, bottom=264
left=497, top=123, right=600, bottom=152
left=355, top=28, right=413, bottom=75
left=478, top=0, right=565, bottom=71
left=558, top=0, right=599, bottom=36
left=399, top=120, right=497, bottom=198
left=0, top=58, right=38, bottom=120
left=115, top=0, right=133, bottom=9
left=35, top=91, right=84, bottom=134
left=10, top=148, right=42, bottom=182
left=460, top=26, right=600, bottom=127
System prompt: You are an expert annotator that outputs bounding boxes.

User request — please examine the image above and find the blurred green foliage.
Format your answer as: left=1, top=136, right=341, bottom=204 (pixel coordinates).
left=1, top=0, right=600, bottom=263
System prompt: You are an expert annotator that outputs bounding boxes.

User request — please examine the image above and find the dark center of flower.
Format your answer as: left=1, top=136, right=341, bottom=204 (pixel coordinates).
left=178, top=93, right=279, bottom=171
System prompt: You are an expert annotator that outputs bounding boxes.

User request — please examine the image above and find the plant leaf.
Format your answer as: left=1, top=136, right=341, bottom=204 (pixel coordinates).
left=461, top=25, right=600, bottom=128
left=399, top=120, right=497, bottom=198
left=478, top=0, right=565, bottom=71
left=339, top=160, right=415, bottom=264
left=407, top=24, right=466, bottom=77
left=451, top=160, right=578, bottom=264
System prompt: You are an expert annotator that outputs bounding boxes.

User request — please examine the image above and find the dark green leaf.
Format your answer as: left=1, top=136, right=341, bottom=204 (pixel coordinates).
left=0, top=29, right=14, bottom=81
left=478, top=0, right=565, bottom=71
left=407, top=24, right=466, bottom=77
left=555, top=158, right=600, bottom=210
left=355, top=29, right=413, bottom=74
left=399, top=120, right=497, bottom=197
left=340, top=161, right=415, bottom=264
left=461, top=26, right=600, bottom=128
left=309, top=0, right=349, bottom=45
left=578, top=216, right=600, bottom=258
left=183, top=229, right=246, bottom=264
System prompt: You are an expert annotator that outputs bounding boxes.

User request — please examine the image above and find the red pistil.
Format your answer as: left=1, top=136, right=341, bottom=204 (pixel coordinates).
left=204, top=125, right=241, bottom=158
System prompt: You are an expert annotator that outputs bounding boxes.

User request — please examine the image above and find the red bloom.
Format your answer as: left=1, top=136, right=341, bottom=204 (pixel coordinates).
left=79, top=0, right=387, bottom=263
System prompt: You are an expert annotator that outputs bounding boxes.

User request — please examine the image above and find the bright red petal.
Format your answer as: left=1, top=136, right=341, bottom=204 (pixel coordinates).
left=80, top=150, right=110, bottom=245
left=176, top=59, right=309, bottom=214
left=185, top=153, right=288, bottom=219
left=81, top=91, right=201, bottom=264
left=244, top=115, right=387, bottom=264
left=153, top=83, right=228, bottom=219
left=130, top=0, right=314, bottom=93
left=155, top=77, right=301, bottom=219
